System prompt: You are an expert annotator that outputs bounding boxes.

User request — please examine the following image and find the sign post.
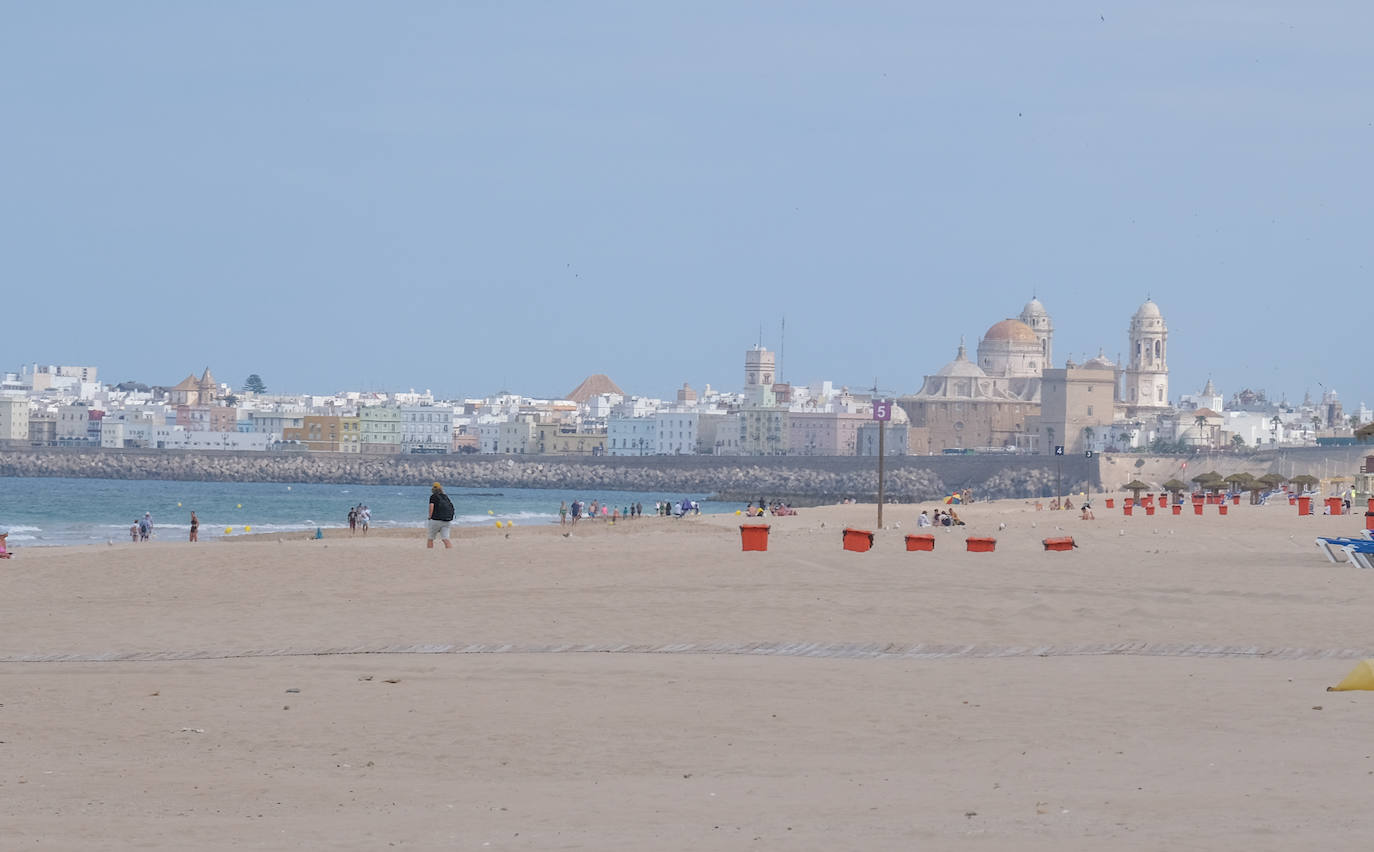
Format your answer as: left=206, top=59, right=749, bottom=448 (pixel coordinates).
left=1054, top=445, right=1065, bottom=508
left=873, top=399, right=893, bottom=528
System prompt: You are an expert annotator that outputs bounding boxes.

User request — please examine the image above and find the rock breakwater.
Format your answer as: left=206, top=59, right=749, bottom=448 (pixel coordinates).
left=0, top=449, right=1091, bottom=502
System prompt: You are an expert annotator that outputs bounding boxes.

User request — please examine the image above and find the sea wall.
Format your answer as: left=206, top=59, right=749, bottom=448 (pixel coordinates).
left=0, top=448, right=1101, bottom=503
left=1100, top=445, right=1373, bottom=490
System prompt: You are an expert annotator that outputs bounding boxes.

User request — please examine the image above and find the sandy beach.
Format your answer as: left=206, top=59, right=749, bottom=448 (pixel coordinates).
left=3, top=496, right=1373, bottom=849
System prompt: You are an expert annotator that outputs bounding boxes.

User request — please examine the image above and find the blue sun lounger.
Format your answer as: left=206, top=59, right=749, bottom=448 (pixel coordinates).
left=1316, top=536, right=1374, bottom=568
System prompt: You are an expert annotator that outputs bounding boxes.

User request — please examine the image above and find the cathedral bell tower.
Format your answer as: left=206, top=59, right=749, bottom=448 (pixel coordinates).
left=1125, top=299, right=1169, bottom=411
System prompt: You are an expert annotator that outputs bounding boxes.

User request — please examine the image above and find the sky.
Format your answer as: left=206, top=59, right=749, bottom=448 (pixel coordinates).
left=3, top=2, right=1370, bottom=408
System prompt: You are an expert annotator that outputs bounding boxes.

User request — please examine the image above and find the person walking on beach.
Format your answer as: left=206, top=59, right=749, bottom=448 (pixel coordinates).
left=189, top=511, right=199, bottom=542
left=360, top=505, right=370, bottom=534
left=138, top=513, right=152, bottom=542
left=130, top=520, right=140, bottom=542
left=570, top=500, right=581, bottom=526
left=560, top=501, right=568, bottom=526
left=427, top=482, right=455, bottom=550
left=348, top=505, right=358, bottom=535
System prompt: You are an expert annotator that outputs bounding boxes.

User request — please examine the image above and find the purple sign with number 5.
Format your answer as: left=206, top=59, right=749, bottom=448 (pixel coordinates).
left=872, top=400, right=892, bottom=421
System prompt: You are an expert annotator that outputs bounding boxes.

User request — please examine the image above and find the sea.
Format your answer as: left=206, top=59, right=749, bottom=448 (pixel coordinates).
left=0, top=477, right=734, bottom=547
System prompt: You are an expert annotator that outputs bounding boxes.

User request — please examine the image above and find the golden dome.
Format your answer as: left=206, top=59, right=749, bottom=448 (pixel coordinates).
left=981, top=319, right=1039, bottom=344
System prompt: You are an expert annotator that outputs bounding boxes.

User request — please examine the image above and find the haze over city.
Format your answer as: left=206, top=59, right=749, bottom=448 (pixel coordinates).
left=4, top=2, right=1369, bottom=404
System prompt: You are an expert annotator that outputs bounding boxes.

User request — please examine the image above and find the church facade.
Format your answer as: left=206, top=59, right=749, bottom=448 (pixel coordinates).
left=899, top=298, right=1171, bottom=453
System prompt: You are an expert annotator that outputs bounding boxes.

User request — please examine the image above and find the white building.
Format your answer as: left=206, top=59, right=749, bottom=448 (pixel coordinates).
left=56, top=403, right=92, bottom=445
left=0, top=396, right=31, bottom=443
left=655, top=411, right=698, bottom=455
left=399, top=404, right=454, bottom=453
left=607, top=415, right=656, bottom=456
left=476, top=422, right=502, bottom=454
left=1125, top=299, right=1169, bottom=412
left=496, top=418, right=536, bottom=454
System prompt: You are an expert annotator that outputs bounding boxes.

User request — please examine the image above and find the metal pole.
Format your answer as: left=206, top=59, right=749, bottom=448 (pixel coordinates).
left=1057, top=458, right=1062, bottom=509
left=877, top=419, right=886, bottom=529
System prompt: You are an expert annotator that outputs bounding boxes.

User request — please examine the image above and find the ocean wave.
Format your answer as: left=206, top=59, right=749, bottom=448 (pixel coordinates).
left=453, top=511, right=555, bottom=525
left=1, top=524, right=43, bottom=533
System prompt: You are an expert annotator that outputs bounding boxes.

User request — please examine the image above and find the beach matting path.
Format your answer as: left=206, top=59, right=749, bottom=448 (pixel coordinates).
left=3, top=498, right=1373, bottom=849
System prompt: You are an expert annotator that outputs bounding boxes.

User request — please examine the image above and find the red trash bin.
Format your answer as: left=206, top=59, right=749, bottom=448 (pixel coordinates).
left=1218, top=504, right=1228, bottom=516
left=1297, top=496, right=1312, bottom=516
left=905, top=534, right=935, bottom=552
left=739, top=524, right=770, bottom=551
left=842, top=528, right=874, bottom=552
left=1042, top=536, right=1076, bottom=551
left=1172, top=504, right=1182, bottom=515
left=1123, top=503, right=1133, bottom=516
left=966, top=537, right=997, bottom=552
left=1105, top=498, right=1115, bottom=509
left=1145, top=505, right=1155, bottom=516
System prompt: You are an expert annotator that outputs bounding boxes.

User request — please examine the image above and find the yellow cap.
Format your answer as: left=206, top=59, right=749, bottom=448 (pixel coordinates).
left=432, top=482, right=442, bottom=490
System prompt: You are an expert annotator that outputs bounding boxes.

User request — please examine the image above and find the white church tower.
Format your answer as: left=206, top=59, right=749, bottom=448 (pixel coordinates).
left=1125, top=299, right=1169, bottom=411
left=1017, top=297, right=1053, bottom=368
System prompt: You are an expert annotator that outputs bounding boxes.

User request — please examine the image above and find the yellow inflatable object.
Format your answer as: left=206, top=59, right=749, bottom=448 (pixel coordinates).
left=244, top=525, right=251, bottom=532
left=236, top=503, right=242, bottom=509
left=1329, top=659, right=1374, bottom=691
left=495, top=521, right=503, bottom=528
left=488, top=510, right=494, bottom=515
left=224, top=527, right=232, bottom=534
left=735, top=510, right=742, bottom=516
left=177, top=502, right=182, bottom=507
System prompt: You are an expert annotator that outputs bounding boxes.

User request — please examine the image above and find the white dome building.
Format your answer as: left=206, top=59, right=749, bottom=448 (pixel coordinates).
left=976, top=318, right=1044, bottom=378
left=1125, top=299, right=1169, bottom=411
left=1017, top=297, right=1054, bottom=367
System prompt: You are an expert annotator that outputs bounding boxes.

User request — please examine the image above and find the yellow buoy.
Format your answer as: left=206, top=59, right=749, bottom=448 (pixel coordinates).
left=244, top=525, right=252, bottom=532
left=224, top=527, right=232, bottom=535
left=735, top=509, right=741, bottom=516
left=177, top=502, right=182, bottom=507
left=236, top=503, right=242, bottom=509
left=1329, top=659, right=1374, bottom=691
left=495, top=521, right=503, bottom=528
left=488, top=509, right=494, bottom=515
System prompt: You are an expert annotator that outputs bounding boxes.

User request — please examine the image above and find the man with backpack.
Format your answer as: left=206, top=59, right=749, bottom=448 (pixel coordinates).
left=427, top=482, right=455, bottom=550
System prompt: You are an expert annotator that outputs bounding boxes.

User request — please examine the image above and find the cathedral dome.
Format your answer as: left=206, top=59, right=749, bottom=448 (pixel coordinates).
left=981, top=319, right=1039, bottom=344
left=1021, top=298, right=1047, bottom=318
left=1133, top=299, right=1162, bottom=320
left=936, top=342, right=988, bottom=378
left=1083, top=349, right=1115, bottom=370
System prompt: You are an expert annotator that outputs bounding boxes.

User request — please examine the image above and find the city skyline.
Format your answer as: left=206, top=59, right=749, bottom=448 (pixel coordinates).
left=4, top=3, right=1370, bottom=403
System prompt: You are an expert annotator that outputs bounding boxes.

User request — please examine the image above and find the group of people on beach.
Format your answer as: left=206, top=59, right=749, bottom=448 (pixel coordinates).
left=347, top=503, right=371, bottom=535
left=745, top=499, right=796, bottom=517
left=917, top=507, right=965, bottom=527
left=129, top=512, right=155, bottom=542
left=559, top=500, right=648, bottom=526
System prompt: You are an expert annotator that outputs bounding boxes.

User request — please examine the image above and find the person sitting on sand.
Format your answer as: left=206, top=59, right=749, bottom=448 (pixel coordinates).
left=1063, top=497, right=1073, bottom=511
left=916, top=510, right=931, bottom=528
left=947, top=507, right=965, bottom=526
left=1080, top=504, right=1095, bottom=520
left=0, top=530, right=11, bottom=559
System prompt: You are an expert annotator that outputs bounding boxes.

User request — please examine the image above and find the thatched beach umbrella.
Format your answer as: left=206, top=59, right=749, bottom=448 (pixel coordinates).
left=1257, top=472, right=1286, bottom=488
left=1192, top=471, right=1224, bottom=493
left=1290, top=474, right=1319, bottom=493
left=1162, top=478, right=1189, bottom=499
left=1123, top=479, right=1151, bottom=500
left=1223, top=473, right=1252, bottom=493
